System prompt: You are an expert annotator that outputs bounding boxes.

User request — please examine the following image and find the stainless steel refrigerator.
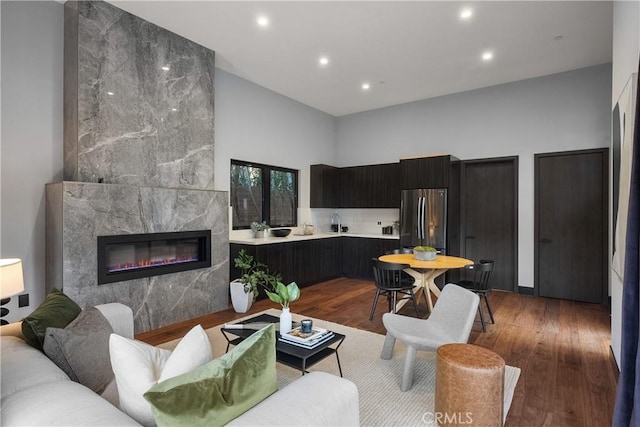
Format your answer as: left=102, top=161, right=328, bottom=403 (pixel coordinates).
left=400, top=188, right=448, bottom=252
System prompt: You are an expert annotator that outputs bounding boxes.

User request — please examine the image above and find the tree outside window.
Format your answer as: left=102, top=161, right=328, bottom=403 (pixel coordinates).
left=231, top=160, right=298, bottom=229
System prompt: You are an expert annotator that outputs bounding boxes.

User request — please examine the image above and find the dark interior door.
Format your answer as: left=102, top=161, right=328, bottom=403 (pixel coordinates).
left=535, top=149, right=608, bottom=303
left=462, top=158, right=517, bottom=291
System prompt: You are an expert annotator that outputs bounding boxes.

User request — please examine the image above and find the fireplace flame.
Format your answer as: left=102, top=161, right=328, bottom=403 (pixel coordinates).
left=108, top=255, right=199, bottom=273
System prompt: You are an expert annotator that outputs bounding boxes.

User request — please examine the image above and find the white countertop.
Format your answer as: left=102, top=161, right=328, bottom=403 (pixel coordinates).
left=230, top=232, right=400, bottom=245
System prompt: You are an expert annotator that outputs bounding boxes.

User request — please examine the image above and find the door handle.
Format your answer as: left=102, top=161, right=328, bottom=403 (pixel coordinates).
left=540, top=238, right=552, bottom=243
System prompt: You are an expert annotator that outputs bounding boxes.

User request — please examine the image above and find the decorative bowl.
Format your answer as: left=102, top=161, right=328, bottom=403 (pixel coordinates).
left=271, top=228, right=292, bottom=237
left=413, top=250, right=436, bottom=261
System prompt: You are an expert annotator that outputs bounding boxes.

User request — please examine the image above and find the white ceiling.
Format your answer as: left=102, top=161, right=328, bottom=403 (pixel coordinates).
left=109, top=1, right=613, bottom=117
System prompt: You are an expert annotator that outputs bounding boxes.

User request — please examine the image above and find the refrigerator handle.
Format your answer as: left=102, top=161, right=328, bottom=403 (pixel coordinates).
left=420, top=195, right=426, bottom=240
left=416, top=195, right=421, bottom=241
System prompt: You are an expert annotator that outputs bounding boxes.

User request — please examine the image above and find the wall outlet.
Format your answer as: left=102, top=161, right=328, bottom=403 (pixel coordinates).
left=18, top=294, right=29, bottom=307
left=377, top=221, right=382, bottom=225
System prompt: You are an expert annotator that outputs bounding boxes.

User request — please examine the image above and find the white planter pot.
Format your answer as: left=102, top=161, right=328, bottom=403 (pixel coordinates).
left=280, top=307, right=292, bottom=334
left=230, top=280, right=254, bottom=313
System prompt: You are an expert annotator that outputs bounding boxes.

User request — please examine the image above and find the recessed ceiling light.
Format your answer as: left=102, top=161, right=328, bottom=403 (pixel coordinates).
left=107, top=91, right=114, bottom=96
left=257, top=15, right=269, bottom=27
left=161, top=66, right=170, bottom=71
left=460, top=8, right=473, bottom=20
left=171, top=108, right=177, bottom=112
left=361, top=83, right=370, bottom=90
left=319, top=56, right=329, bottom=66
left=482, top=51, right=493, bottom=61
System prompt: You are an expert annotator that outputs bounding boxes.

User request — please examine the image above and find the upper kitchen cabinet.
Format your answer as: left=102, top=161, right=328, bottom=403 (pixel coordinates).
left=340, top=163, right=400, bottom=208
left=310, top=162, right=400, bottom=208
left=400, top=155, right=459, bottom=189
left=310, top=164, right=339, bottom=208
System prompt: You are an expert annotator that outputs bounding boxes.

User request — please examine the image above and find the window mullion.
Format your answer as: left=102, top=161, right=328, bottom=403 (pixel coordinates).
left=263, top=166, right=271, bottom=226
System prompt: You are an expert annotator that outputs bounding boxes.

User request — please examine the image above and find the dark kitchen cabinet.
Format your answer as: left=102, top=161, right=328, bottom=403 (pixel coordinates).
left=260, top=242, right=294, bottom=283
left=310, top=164, right=339, bottom=208
left=289, top=239, right=341, bottom=285
left=340, top=163, right=399, bottom=208
left=342, top=237, right=399, bottom=280
left=230, top=239, right=342, bottom=292
left=311, top=162, right=400, bottom=208
left=231, top=236, right=397, bottom=288
left=317, top=237, right=343, bottom=279
left=401, top=155, right=457, bottom=189
left=374, top=163, right=401, bottom=208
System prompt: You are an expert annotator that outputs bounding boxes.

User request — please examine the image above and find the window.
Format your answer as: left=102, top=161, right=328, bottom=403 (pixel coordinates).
left=230, top=160, right=298, bottom=229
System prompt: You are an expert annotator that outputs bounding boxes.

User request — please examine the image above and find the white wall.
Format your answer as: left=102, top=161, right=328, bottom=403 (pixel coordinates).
left=0, top=1, right=64, bottom=322
left=610, top=0, right=640, bottom=368
left=214, top=69, right=336, bottom=211
left=612, top=1, right=640, bottom=106
left=214, top=69, right=337, bottom=239
left=336, top=64, right=612, bottom=289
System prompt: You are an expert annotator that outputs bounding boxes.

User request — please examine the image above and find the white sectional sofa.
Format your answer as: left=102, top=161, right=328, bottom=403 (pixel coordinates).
left=0, top=303, right=359, bottom=426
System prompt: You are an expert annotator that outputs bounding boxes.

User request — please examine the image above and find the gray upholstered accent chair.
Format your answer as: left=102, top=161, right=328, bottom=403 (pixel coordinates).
left=380, top=283, right=480, bottom=391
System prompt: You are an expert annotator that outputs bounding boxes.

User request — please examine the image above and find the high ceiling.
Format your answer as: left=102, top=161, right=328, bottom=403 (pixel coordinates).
left=109, top=1, right=613, bottom=117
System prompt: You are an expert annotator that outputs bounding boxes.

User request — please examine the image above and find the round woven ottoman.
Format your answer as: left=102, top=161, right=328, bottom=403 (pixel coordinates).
left=435, top=343, right=505, bottom=426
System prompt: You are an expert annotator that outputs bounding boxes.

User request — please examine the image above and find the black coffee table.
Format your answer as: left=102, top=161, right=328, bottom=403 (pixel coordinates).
left=221, top=314, right=345, bottom=377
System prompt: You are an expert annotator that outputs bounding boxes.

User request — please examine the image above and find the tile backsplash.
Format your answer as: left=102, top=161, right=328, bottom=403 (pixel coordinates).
left=228, top=207, right=400, bottom=239
left=310, top=208, right=399, bottom=235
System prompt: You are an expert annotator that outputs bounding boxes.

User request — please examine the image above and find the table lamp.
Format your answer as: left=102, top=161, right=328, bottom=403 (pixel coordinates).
left=0, top=259, right=25, bottom=325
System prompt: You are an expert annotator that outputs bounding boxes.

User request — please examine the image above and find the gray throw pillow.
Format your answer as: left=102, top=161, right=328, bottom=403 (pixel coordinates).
left=43, top=306, right=114, bottom=394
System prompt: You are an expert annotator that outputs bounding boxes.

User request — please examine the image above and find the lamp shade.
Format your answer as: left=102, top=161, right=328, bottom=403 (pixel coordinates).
left=0, top=259, right=25, bottom=299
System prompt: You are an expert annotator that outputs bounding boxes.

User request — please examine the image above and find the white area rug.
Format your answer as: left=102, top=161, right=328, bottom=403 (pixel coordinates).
left=161, top=309, right=520, bottom=426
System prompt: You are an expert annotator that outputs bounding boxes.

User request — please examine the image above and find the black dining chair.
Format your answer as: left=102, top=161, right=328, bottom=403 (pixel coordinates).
left=370, top=258, right=420, bottom=321
left=388, top=248, right=414, bottom=255
left=456, top=260, right=495, bottom=332
left=386, top=248, right=416, bottom=287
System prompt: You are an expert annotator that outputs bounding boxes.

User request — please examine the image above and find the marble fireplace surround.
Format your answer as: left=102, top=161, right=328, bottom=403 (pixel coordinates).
left=46, top=1, right=228, bottom=333
left=46, top=182, right=229, bottom=332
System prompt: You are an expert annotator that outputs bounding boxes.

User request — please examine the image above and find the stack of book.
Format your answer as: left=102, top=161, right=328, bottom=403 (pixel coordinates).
left=279, top=326, right=335, bottom=349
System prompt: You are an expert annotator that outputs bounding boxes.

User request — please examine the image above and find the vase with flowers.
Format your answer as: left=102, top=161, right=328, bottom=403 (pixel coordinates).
left=264, top=281, right=300, bottom=334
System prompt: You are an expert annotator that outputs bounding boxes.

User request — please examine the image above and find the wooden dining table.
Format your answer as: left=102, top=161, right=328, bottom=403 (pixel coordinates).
left=377, top=253, right=473, bottom=313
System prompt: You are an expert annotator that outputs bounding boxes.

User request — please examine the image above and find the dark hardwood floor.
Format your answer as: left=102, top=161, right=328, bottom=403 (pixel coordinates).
left=136, top=277, right=618, bottom=427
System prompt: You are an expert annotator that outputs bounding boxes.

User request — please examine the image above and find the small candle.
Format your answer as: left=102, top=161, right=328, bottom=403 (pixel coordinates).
left=301, top=319, right=313, bottom=334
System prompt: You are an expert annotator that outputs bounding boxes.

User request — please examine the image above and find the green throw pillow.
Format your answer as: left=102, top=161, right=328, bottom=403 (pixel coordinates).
left=21, top=289, right=82, bottom=351
left=144, top=324, right=278, bottom=427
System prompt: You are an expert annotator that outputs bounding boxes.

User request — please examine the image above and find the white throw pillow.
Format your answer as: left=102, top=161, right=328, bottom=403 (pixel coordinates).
left=109, top=324, right=212, bottom=426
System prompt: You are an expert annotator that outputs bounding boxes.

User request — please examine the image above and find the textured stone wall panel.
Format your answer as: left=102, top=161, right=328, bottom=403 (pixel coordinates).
left=66, top=1, right=215, bottom=189
left=48, top=182, right=229, bottom=333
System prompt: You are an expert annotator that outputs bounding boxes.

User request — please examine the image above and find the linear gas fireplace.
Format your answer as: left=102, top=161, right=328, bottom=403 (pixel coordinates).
left=97, top=230, right=211, bottom=285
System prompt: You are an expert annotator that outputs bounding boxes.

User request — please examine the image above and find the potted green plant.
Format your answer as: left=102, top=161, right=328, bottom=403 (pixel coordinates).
left=251, top=221, right=270, bottom=238
left=231, top=250, right=280, bottom=313
left=264, top=281, right=300, bottom=334
left=413, top=246, right=437, bottom=261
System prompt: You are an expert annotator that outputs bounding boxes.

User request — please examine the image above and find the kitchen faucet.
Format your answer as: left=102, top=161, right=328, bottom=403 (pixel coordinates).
left=331, top=213, right=341, bottom=233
